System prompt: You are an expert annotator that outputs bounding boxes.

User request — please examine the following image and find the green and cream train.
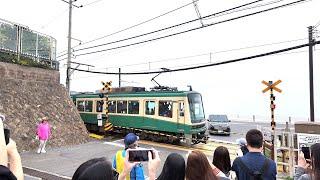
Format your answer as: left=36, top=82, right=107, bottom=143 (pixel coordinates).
left=71, top=89, right=208, bottom=144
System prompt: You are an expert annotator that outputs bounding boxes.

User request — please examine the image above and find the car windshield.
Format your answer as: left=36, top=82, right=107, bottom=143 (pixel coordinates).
left=209, top=115, right=229, bottom=122
left=188, top=93, right=205, bottom=123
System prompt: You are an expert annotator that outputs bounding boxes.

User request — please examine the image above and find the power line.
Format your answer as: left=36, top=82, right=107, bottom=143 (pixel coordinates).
left=56, top=0, right=199, bottom=57
left=69, top=0, right=265, bottom=54
left=92, top=37, right=306, bottom=71
left=73, top=0, right=309, bottom=57
left=314, top=19, right=320, bottom=29
left=82, top=0, right=104, bottom=7
left=69, top=40, right=320, bottom=75
left=203, top=0, right=283, bottom=21
left=40, top=9, right=69, bottom=29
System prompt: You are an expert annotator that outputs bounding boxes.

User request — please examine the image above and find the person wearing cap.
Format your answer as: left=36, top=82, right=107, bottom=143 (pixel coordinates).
left=236, top=138, right=249, bottom=157
left=112, top=133, right=145, bottom=180
left=36, top=117, right=51, bottom=154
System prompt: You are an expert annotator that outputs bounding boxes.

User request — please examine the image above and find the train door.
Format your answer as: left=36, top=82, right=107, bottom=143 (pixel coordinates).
left=177, top=101, right=185, bottom=133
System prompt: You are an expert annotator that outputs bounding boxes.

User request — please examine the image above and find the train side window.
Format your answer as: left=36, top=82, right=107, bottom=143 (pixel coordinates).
left=159, top=101, right=172, bottom=118
left=77, top=101, right=85, bottom=112
left=179, top=102, right=184, bottom=117
left=96, top=100, right=103, bottom=112
left=145, top=101, right=155, bottom=115
left=85, top=101, right=93, bottom=112
left=128, top=101, right=139, bottom=114
left=117, top=100, right=127, bottom=114
left=108, top=101, right=116, bottom=113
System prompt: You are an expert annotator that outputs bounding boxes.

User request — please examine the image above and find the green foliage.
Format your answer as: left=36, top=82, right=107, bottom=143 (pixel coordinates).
left=0, top=51, right=52, bottom=69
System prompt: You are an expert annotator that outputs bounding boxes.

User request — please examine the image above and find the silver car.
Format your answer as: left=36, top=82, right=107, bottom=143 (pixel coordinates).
left=207, top=114, right=231, bottom=135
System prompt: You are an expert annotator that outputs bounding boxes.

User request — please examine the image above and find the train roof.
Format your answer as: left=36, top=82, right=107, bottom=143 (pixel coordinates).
left=71, top=90, right=201, bottom=98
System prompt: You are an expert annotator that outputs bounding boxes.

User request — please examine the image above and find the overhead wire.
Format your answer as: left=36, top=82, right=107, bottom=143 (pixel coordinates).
left=69, top=40, right=320, bottom=75
left=82, top=0, right=104, bottom=7
left=40, top=8, right=69, bottom=29
left=203, top=0, right=284, bottom=20
left=66, top=0, right=265, bottom=55
left=93, top=46, right=319, bottom=74
left=72, top=48, right=317, bottom=79
left=56, top=0, right=199, bottom=57
left=313, top=19, right=320, bottom=29
left=72, top=0, right=309, bottom=57
left=92, top=37, right=306, bottom=71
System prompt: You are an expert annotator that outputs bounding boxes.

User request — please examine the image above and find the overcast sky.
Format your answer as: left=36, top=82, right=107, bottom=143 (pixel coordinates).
left=1, top=0, right=320, bottom=122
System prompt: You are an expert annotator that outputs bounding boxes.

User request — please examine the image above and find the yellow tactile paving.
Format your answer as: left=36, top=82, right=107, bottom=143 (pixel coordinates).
left=89, top=133, right=104, bottom=139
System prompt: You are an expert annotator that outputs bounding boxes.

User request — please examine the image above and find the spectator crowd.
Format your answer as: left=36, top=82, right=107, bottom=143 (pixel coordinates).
left=71, top=129, right=320, bottom=180
left=0, top=113, right=319, bottom=180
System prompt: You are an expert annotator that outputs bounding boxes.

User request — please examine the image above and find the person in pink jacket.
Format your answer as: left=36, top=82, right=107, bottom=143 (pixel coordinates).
left=37, top=117, right=51, bottom=154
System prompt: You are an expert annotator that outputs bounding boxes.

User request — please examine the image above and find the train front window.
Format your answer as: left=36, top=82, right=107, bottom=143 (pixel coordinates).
left=188, top=94, right=205, bottom=123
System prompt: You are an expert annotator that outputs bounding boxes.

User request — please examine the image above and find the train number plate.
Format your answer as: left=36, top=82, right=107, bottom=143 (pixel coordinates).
left=98, top=119, right=102, bottom=126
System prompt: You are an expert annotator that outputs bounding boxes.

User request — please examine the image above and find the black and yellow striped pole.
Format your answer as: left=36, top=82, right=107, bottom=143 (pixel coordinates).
left=101, top=81, right=113, bottom=132
left=270, top=87, right=276, bottom=131
left=262, top=80, right=282, bottom=161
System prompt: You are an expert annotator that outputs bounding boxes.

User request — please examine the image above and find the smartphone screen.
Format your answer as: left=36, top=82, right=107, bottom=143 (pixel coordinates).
left=301, top=147, right=311, bottom=160
left=4, top=128, right=10, bottom=145
left=128, top=149, right=153, bottom=162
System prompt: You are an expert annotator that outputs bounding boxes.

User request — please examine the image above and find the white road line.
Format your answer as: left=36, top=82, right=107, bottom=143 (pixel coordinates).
left=103, top=141, right=124, bottom=148
left=209, top=138, right=237, bottom=145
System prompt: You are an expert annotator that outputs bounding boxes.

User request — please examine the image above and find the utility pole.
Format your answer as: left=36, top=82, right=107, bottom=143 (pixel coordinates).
left=66, top=0, right=73, bottom=94
left=119, top=68, right=121, bottom=88
left=308, top=26, right=315, bottom=122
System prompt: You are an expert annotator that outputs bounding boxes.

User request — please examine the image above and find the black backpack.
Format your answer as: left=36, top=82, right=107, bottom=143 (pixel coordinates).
left=237, top=158, right=269, bottom=180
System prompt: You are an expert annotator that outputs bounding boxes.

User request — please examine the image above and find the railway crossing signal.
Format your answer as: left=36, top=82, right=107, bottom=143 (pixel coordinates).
left=100, top=81, right=113, bottom=132
left=262, top=80, right=282, bottom=130
left=262, top=80, right=282, bottom=160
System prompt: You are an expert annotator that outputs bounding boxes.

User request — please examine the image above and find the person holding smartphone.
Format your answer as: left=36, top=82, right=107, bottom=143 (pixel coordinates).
left=118, top=149, right=161, bottom=180
left=0, top=114, right=24, bottom=180
left=295, top=143, right=320, bottom=180
left=112, top=133, right=144, bottom=180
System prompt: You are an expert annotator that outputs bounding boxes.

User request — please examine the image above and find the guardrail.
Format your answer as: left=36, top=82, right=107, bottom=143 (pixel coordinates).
left=0, top=18, right=58, bottom=70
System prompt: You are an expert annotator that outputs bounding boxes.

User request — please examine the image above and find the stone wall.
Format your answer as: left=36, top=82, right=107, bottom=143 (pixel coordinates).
left=0, top=62, right=89, bottom=152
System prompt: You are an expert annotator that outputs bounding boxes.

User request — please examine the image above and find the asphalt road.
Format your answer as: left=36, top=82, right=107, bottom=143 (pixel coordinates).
left=209, top=120, right=293, bottom=143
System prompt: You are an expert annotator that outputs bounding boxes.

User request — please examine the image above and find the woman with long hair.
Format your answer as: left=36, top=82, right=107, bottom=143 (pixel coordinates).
left=295, top=143, right=320, bottom=180
left=157, top=153, right=185, bottom=180
left=186, top=150, right=218, bottom=180
left=212, top=146, right=232, bottom=178
left=72, top=157, right=114, bottom=180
